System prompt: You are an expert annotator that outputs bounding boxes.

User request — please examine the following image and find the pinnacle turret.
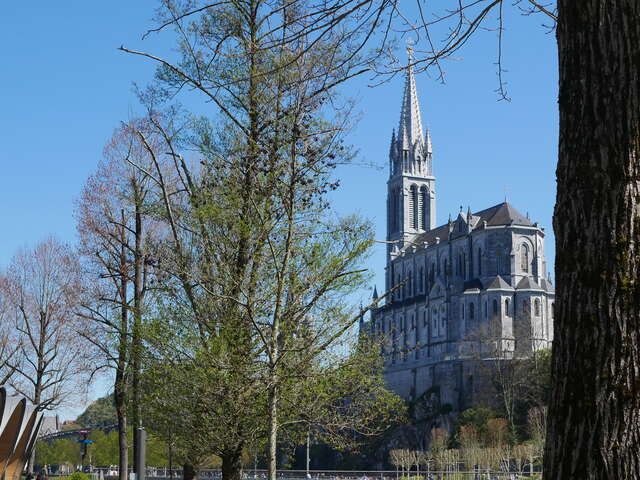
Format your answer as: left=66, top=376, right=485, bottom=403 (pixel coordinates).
left=425, top=128, right=433, bottom=154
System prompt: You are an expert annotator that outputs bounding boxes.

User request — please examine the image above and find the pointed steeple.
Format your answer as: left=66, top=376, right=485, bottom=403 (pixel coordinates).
left=425, top=127, right=433, bottom=154
left=398, top=47, right=424, bottom=152
left=372, top=285, right=379, bottom=300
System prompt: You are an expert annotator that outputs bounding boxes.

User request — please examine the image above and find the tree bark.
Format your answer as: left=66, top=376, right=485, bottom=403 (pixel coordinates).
left=268, top=383, right=278, bottom=480
left=183, top=463, right=197, bottom=480
left=545, top=1, right=640, bottom=478
left=117, top=209, right=130, bottom=480
left=221, top=452, right=243, bottom=480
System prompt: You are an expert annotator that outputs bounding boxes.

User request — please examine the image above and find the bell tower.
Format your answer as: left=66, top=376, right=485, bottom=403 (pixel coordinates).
left=386, top=51, right=436, bottom=249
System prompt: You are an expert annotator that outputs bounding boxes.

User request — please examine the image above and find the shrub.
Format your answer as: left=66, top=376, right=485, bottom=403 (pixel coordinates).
left=68, top=472, right=90, bottom=480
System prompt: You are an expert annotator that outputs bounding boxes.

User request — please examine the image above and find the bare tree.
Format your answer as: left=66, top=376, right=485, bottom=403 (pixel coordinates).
left=75, top=119, right=158, bottom=480
left=0, top=238, right=88, bottom=410
left=0, top=238, right=90, bottom=472
left=0, top=315, right=21, bottom=386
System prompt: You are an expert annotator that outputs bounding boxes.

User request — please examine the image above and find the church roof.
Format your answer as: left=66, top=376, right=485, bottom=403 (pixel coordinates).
left=486, top=275, right=514, bottom=290
left=539, top=277, right=555, bottom=293
left=413, top=202, right=534, bottom=247
left=478, top=202, right=533, bottom=227
left=516, top=276, right=544, bottom=290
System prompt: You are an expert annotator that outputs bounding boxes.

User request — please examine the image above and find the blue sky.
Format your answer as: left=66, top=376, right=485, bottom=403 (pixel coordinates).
left=0, top=3, right=558, bottom=418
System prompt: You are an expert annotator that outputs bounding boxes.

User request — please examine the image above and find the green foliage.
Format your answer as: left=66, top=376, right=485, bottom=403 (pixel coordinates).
left=35, top=438, right=79, bottom=466
left=35, top=430, right=172, bottom=468
left=68, top=473, right=90, bottom=480
left=76, top=395, right=117, bottom=427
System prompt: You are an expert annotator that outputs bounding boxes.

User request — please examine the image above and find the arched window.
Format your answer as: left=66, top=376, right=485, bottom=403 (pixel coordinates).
left=420, top=186, right=428, bottom=229
left=409, top=185, right=418, bottom=229
left=505, top=298, right=510, bottom=316
left=477, top=248, right=482, bottom=276
left=469, top=303, right=475, bottom=319
left=521, top=244, right=530, bottom=272
left=534, top=299, right=541, bottom=316
left=493, top=299, right=498, bottom=316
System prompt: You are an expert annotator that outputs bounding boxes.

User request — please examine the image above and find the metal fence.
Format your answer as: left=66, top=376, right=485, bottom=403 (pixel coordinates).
left=81, top=468, right=540, bottom=480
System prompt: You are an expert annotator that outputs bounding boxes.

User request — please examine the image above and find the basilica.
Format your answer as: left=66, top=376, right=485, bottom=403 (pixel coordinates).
left=361, top=61, right=555, bottom=412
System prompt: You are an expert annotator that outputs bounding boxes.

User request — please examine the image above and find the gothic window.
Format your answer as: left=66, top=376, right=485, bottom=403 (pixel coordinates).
left=409, top=185, right=418, bottom=229
left=390, top=191, right=395, bottom=232
left=551, top=302, right=555, bottom=318
left=534, top=298, right=541, bottom=316
left=505, top=298, right=510, bottom=316
left=469, top=302, right=475, bottom=319
left=493, top=299, right=499, bottom=316
left=462, top=303, right=465, bottom=320
left=423, top=311, right=427, bottom=327
left=521, top=244, right=530, bottom=272
left=419, top=267, right=424, bottom=292
left=484, top=301, right=488, bottom=318
left=420, top=186, right=428, bottom=229
left=478, top=248, right=482, bottom=276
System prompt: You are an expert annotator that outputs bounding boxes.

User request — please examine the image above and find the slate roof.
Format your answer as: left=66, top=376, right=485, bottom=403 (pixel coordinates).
left=414, top=202, right=534, bottom=246
left=516, top=276, right=543, bottom=290
left=539, top=278, right=555, bottom=293
left=486, top=275, right=514, bottom=290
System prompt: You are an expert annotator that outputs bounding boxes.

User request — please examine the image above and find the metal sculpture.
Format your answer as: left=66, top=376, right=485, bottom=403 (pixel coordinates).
left=0, top=387, right=43, bottom=480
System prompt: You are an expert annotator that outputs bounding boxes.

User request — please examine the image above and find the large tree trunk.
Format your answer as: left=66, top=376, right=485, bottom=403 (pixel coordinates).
left=221, top=452, right=243, bottom=480
left=545, top=1, right=640, bottom=479
left=183, top=463, right=197, bottom=480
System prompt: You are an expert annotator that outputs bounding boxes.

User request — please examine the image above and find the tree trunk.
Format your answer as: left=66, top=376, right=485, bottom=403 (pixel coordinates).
left=268, top=384, right=278, bottom=480
left=545, top=1, right=640, bottom=479
left=221, top=452, right=243, bottom=480
left=132, top=199, right=144, bottom=474
left=116, top=396, right=128, bottom=480
left=183, top=463, right=197, bottom=480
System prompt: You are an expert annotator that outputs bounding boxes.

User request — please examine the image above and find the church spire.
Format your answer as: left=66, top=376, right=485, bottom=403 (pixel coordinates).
left=398, top=47, right=424, bottom=151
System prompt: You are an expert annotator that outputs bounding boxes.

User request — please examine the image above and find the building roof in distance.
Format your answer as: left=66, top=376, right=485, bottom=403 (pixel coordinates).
left=413, top=202, right=536, bottom=247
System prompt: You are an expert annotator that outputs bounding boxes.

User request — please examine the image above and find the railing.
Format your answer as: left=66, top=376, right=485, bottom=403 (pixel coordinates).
left=79, top=468, right=539, bottom=480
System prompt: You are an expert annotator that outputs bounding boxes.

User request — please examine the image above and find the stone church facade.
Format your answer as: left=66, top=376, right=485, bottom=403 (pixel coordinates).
left=361, top=61, right=555, bottom=413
